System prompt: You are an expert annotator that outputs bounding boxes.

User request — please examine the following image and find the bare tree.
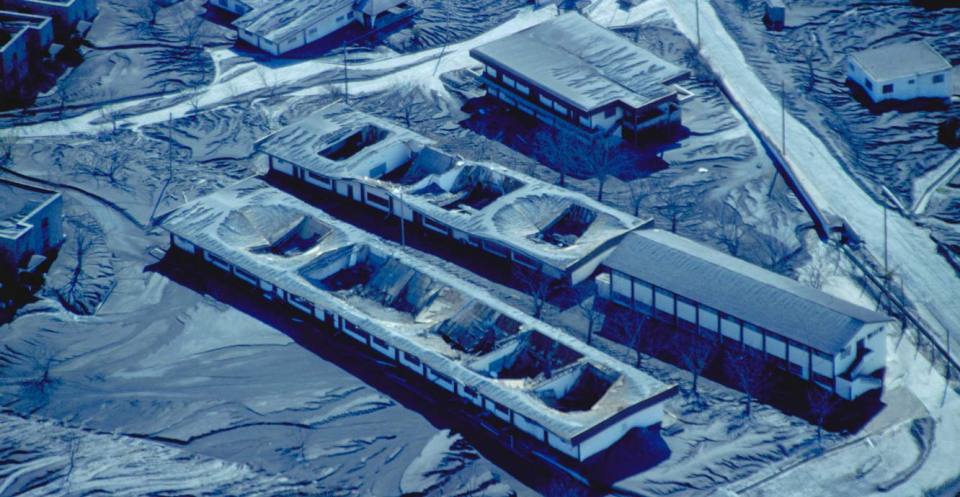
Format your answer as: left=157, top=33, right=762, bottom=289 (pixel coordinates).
left=75, top=148, right=131, bottom=190
left=726, top=347, right=768, bottom=417
left=576, top=285, right=604, bottom=345
left=179, top=15, right=205, bottom=48
left=582, top=135, right=623, bottom=202
left=0, top=130, right=18, bottom=168
left=392, top=82, right=420, bottom=128
left=807, top=386, right=837, bottom=448
left=534, top=128, right=579, bottom=187
left=626, top=180, right=647, bottom=217
left=98, top=103, right=122, bottom=134
left=679, top=334, right=716, bottom=398
left=133, top=1, right=162, bottom=27
left=755, top=222, right=797, bottom=273
left=513, top=265, right=551, bottom=319
left=621, top=312, right=650, bottom=368
left=59, top=434, right=82, bottom=494
left=716, top=202, right=745, bottom=256
left=54, top=84, right=70, bottom=118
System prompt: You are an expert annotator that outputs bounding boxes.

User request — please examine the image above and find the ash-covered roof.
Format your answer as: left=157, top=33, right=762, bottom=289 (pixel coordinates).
left=604, top=230, right=892, bottom=354
left=0, top=180, right=59, bottom=239
left=850, top=41, right=951, bottom=82
left=256, top=103, right=433, bottom=180
left=233, top=0, right=353, bottom=43
left=162, top=178, right=675, bottom=444
left=470, top=13, right=689, bottom=112
left=397, top=157, right=651, bottom=273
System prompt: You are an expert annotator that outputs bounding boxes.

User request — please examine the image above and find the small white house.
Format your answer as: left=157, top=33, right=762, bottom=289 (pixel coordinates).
left=847, top=41, right=952, bottom=104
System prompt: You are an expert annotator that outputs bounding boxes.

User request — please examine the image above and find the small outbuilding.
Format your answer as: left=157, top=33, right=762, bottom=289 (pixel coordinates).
left=0, top=179, right=63, bottom=278
left=763, top=0, right=785, bottom=31
left=847, top=41, right=952, bottom=104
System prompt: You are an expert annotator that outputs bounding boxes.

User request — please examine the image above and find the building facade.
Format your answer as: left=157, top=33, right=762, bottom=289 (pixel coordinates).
left=209, top=0, right=414, bottom=56
left=0, top=0, right=97, bottom=41
left=257, top=104, right=651, bottom=285
left=601, top=230, right=890, bottom=401
left=0, top=180, right=63, bottom=274
left=0, top=10, right=53, bottom=100
left=847, top=41, right=952, bottom=104
left=162, top=178, right=678, bottom=462
left=470, top=13, right=689, bottom=145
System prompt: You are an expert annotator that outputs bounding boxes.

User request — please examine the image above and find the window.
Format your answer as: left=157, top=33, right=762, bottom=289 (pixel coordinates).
left=371, top=336, right=389, bottom=348
left=515, top=82, right=530, bottom=95
left=462, top=385, right=478, bottom=397
left=485, top=65, right=498, bottom=78
left=604, top=107, right=616, bottom=118
left=579, top=115, right=591, bottom=127
left=865, top=79, right=873, bottom=90
left=813, top=373, right=834, bottom=387
left=539, top=94, right=553, bottom=107
left=908, top=79, right=915, bottom=84
left=403, top=351, right=421, bottom=366
left=366, top=192, right=390, bottom=208
left=432, top=370, right=452, bottom=384
left=882, top=83, right=894, bottom=94
left=552, top=101, right=567, bottom=116
left=788, top=362, right=803, bottom=375
left=933, top=74, right=945, bottom=84
left=513, top=251, right=539, bottom=269
left=308, top=27, right=317, bottom=34
left=492, top=402, right=509, bottom=415
left=502, top=74, right=516, bottom=88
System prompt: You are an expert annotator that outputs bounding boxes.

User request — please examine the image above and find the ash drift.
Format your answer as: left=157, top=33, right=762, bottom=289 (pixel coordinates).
left=161, top=177, right=677, bottom=462
left=257, top=103, right=651, bottom=285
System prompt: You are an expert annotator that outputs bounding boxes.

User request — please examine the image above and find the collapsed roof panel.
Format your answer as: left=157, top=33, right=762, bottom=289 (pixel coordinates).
left=162, top=177, right=676, bottom=444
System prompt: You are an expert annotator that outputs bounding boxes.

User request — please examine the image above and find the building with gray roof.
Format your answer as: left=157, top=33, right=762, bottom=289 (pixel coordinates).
left=470, top=13, right=690, bottom=144
left=601, top=230, right=891, bottom=401
left=162, top=177, right=677, bottom=462
left=257, top=104, right=652, bottom=284
left=209, top=0, right=414, bottom=55
left=847, top=40, right=952, bottom=104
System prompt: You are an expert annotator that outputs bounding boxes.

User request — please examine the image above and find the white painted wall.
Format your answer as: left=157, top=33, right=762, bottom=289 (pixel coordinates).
left=577, top=401, right=664, bottom=461
left=847, top=57, right=951, bottom=103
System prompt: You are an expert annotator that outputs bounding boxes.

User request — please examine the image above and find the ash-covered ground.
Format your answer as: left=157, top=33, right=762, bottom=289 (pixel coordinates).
left=1, top=1, right=958, bottom=496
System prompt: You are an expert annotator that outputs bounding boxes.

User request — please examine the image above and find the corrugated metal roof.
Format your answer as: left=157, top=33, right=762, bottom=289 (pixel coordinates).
left=850, top=41, right=951, bottom=82
left=604, top=230, right=891, bottom=354
left=470, top=13, right=688, bottom=112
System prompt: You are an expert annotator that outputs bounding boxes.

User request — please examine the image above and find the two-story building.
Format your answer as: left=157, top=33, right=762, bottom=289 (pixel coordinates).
left=0, top=10, right=53, bottom=100
left=847, top=41, right=952, bottom=104
left=470, top=13, right=690, bottom=145
left=0, top=179, right=63, bottom=277
left=600, top=230, right=891, bottom=401
left=209, top=0, right=415, bottom=56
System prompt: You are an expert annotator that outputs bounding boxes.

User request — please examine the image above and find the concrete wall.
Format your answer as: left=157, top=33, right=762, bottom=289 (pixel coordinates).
left=0, top=189, right=63, bottom=268
left=4, top=0, right=97, bottom=39
left=577, top=401, right=663, bottom=461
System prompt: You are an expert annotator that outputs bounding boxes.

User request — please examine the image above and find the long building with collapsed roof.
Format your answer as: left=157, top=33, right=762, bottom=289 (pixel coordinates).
left=161, top=177, right=678, bottom=462
left=208, top=0, right=416, bottom=55
left=600, top=230, right=891, bottom=401
left=257, top=103, right=652, bottom=285
left=469, top=13, right=690, bottom=144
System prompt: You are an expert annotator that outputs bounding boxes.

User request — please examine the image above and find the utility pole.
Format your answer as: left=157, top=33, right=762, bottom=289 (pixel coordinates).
left=696, top=0, right=701, bottom=51
left=781, top=79, right=786, bottom=158
left=342, top=42, right=349, bottom=104
left=399, top=188, right=406, bottom=247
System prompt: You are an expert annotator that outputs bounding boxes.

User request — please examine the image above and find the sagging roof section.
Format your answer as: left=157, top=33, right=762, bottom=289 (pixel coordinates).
left=256, top=104, right=651, bottom=274
left=850, top=41, right=952, bottom=82
left=257, top=103, right=432, bottom=180
left=469, top=13, right=689, bottom=112
left=604, top=230, right=892, bottom=355
left=162, top=178, right=676, bottom=444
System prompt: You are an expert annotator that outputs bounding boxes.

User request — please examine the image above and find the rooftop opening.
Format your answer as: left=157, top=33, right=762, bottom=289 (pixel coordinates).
left=300, top=246, right=465, bottom=325
left=380, top=147, right=459, bottom=186
left=475, top=331, right=582, bottom=381
left=434, top=301, right=521, bottom=355
left=219, top=205, right=333, bottom=258
left=536, top=363, right=618, bottom=412
left=534, top=204, right=597, bottom=247
left=413, top=165, right=524, bottom=213
left=320, top=125, right=390, bottom=161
